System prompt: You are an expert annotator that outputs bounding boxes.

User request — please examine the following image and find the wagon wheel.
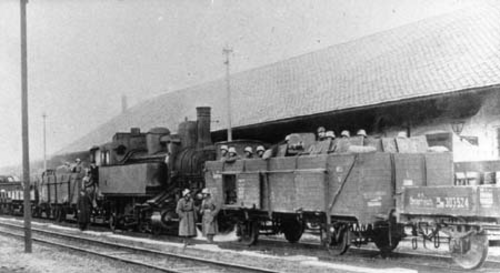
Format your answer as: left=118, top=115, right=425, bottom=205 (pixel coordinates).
left=237, top=221, right=259, bottom=246
left=373, top=224, right=401, bottom=258
left=32, top=206, right=40, bottom=218
left=217, top=214, right=237, bottom=235
left=450, top=230, right=489, bottom=270
left=373, top=214, right=403, bottom=258
left=283, top=220, right=305, bottom=243
left=109, top=214, right=118, bottom=232
left=53, top=207, right=61, bottom=222
left=373, top=231, right=400, bottom=258
left=138, top=220, right=152, bottom=234
left=322, top=224, right=350, bottom=255
left=56, top=207, right=66, bottom=223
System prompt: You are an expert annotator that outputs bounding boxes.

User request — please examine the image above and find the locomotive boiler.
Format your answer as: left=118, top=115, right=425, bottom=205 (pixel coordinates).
left=92, top=107, right=215, bottom=233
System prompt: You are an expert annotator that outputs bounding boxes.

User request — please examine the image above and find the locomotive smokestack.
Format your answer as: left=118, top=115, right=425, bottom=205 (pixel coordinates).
left=197, top=107, right=212, bottom=148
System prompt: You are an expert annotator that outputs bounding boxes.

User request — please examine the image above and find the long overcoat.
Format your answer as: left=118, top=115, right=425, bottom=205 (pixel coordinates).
left=77, top=191, right=92, bottom=224
left=176, top=197, right=197, bottom=237
left=200, top=196, right=219, bottom=236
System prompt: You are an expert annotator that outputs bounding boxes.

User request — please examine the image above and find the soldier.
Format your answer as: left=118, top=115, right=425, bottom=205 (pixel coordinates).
left=83, top=169, right=98, bottom=209
left=336, top=130, right=352, bottom=153
left=56, top=162, right=72, bottom=172
left=326, top=131, right=336, bottom=139
left=220, top=145, right=229, bottom=161
left=341, top=130, right=350, bottom=138
left=77, top=189, right=92, bottom=231
left=357, top=129, right=367, bottom=138
left=317, top=127, right=326, bottom=141
left=176, top=189, right=197, bottom=246
left=71, top=158, right=83, bottom=173
left=200, top=188, right=219, bottom=243
left=89, top=160, right=99, bottom=185
left=243, top=147, right=253, bottom=159
left=225, top=147, right=240, bottom=163
left=256, top=145, right=265, bottom=158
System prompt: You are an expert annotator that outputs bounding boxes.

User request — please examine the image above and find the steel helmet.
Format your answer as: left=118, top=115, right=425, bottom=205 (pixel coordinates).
left=325, top=131, right=335, bottom=138
left=357, top=129, right=367, bottom=137
left=341, top=130, right=350, bottom=138
left=397, top=131, right=407, bottom=138
left=220, top=145, right=228, bottom=151
left=317, top=126, right=326, bottom=133
left=244, top=146, right=253, bottom=153
left=201, top=188, right=210, bottom=194
left=256, top=145, right=265, bottom=152
left=182, top=188, right=190, bottom=196
left=228, top=147, right=237, bottom=154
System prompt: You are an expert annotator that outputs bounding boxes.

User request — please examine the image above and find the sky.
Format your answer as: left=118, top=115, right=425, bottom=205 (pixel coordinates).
left=0, top=0, right=478, bottom=168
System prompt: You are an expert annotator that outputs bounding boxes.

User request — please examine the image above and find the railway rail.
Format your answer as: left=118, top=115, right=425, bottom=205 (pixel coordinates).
left=0, top=221, right=280, bottom=273
left=2, top=216, right=500, bottom=272
left=251, top=236, right=500, bottom=272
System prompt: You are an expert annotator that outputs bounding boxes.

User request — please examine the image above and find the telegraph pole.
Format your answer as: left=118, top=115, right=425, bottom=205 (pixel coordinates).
left=223, top=46, right=233, bottom=141
left=42, top=113, right=47, bottom=171
left=20, top=0, right=32, bottom=253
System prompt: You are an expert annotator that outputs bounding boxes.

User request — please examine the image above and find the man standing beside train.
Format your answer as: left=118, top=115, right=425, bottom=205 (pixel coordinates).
left=200, top=188, right=219, bottom=243
left=77, top=189, right=92, bottom=231
left=176, top=189, right=197, bottom=246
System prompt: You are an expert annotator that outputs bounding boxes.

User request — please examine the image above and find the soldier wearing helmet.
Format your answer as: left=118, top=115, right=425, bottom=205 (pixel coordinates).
left=176, top=188, right=197, bottom=246
left=220, top=145, right=229, bottom=161
left=357, top=129, right=367, bottom=138
left=243, top=146, right=253, bottom=159
left=256, top=145, right=265, bottom=158
left=336, top=130, right=352, bottom=153
left=71, top=158, right=83, bottom=173
left=224, top=147, right=240, bottom=163
left=200, top=188, right=219, bottom=243
left=317, top=127, right=326, bottom=141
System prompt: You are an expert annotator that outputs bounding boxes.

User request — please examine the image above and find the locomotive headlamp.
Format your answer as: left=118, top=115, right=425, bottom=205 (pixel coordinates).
left=451, top=121, right=465, bottom=136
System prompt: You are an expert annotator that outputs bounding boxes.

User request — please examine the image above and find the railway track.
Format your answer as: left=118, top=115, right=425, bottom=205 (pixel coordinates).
left=0, top=221, right=280, bottom=273
left=2, top=216, right=500, bottom=272
left=253, top=236, right=500, bottom=272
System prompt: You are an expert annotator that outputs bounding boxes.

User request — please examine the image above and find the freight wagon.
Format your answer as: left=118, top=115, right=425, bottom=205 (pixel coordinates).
left=205, top=132, right=497, bottom=269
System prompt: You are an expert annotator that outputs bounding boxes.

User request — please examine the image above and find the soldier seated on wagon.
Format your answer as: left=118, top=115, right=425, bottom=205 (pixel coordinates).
left=224, top=147, right=240, bottom=163
left=243, top=147, right=253, bottom=159
left=335, top=130, right=352, bottom=153
left=316, top=126, right=326, bottom=141
left=220, top=145, right=229, bottom=161
left=256, top=145, right=265, bottom=158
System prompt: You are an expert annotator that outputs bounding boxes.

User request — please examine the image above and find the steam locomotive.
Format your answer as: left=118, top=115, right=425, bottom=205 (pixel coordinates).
left=0, top=107, right=217, bottom=234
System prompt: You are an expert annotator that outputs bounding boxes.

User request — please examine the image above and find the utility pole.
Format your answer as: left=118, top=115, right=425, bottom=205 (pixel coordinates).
left=42, top=113, right=47, bottom=171
left=223, top=46, right=233, bottom=141
left=20, top=0, right=32, bottom=253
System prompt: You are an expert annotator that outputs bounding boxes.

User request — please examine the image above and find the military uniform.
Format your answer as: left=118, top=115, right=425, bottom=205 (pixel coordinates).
left=176, top=195, right=197, bottom=237
left=200, top=196, right=219, bottom=237
left=77, top=190, right=92, bottom=230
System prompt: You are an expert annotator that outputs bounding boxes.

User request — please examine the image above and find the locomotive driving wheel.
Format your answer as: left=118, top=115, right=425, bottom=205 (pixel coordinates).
left=237, top=220, right=259, bottom=245
left=322, top=223, right=350, bottom=255
left=449, top=227, right=489, bottom=270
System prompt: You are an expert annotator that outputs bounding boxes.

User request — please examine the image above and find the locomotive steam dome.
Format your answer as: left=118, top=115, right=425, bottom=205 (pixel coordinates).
left=146, top=127, right=170, bottom=155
